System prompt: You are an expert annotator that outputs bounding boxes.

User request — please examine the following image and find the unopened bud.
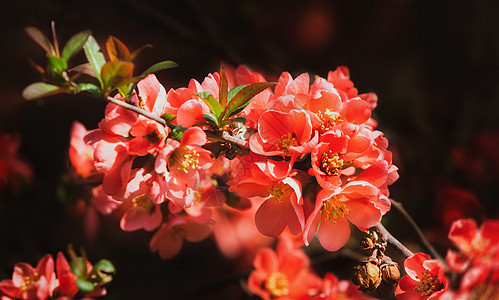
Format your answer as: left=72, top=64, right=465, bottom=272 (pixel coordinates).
left=351, top=261, right=382, bottom=291
left=360, top=237, right=375, bottom=251
left=381, top=263, right=400, bottom=284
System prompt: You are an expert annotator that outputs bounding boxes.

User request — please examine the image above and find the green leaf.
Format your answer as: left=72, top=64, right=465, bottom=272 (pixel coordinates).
left=48, top=55, right=68, bottom=72
left=219, top=64, right=228, bottom=108
left=100, top=61, right=134, bottom=93
left=70, top=257, right=86, bottom=277
left=61, top=30, right=91, bottom=61
left=228, top=100, right=251, bottom=117
left=196, top=92, right=223, bottom=119
left=22, top=82, right=65, bottom=100
left=227, top=84, right=247, bottom=101
left=76, top=278, right=95, bottom=293
left=203, top=113, right=220, bottom=127
left=171, top=125, right=185, bottom=141
left=106, top=36, right=130, bottom=62
left=74, top=83, right=101, bottom=96
left=83, top=35, right=106, bottom=84
left=92, top=259, right=116, bottom=276
left=229, top=117, right=246, bottom=124
left=25, top=27, right=55, bottom=55
left=222, top=82, right=276, bottom=121
left=70, top=63, right=96, bottom=77
left=141, top=60, right=178, bottom=77
left=160, top=113, right=176, bottom=123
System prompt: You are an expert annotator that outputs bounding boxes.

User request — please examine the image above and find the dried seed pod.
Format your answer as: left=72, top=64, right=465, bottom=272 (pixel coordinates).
left=381, top=263, right=400, bottom=284
left=351, top=261, right=382, bottom=291
left=376, top=280, right=397, bottom=296
left=360, top=237, right=375, bottom=251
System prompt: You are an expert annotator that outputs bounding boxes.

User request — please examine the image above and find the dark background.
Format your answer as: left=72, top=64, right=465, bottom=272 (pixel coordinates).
left=0, top=0, right=498, bottom=299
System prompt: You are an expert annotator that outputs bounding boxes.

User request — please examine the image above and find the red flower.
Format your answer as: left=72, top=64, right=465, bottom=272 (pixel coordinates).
left=0, top=254, right=57, bottom=300
left=247, top=236, right=322, bottom=300
left=395, top=252, right=448, bottom=300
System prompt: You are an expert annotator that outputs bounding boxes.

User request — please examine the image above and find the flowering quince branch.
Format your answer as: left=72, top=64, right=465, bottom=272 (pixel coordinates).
left=374, top=222, right=414, bottom=258
left=21, top=23, right=499, bottom=300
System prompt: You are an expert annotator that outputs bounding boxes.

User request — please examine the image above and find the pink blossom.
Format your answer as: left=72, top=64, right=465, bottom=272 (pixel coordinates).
left=0, top=254, right=58, bottom=300
left=149, top=216, right=211, bottom=260
left=69, top=121, right=98, bottom=178
left=247, top=236, right=322, bottom=300
left=154, top=127, right=213, bottom=207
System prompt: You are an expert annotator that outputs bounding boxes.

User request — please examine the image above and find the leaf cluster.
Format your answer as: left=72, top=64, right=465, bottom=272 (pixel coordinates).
left=22, top=22, right=177, bottom=101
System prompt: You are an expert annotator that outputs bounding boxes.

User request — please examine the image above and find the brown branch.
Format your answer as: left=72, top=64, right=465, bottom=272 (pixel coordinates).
left=374, top=223, right=414, bottom=258
left=389, top=198, right=445, bottom=263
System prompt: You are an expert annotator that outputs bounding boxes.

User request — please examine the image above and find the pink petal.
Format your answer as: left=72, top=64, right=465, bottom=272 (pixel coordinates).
left=404, top=252, right=432, bottom=280
left=255, top=197, right=298, bottom=237
left=317, top=216, right=350, bottom=251
left=345, top=199, right=382, bottom=229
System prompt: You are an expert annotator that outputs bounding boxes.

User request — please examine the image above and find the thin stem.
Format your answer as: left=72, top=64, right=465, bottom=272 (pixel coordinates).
left=374, top=223, right=414, bottom=258
left=104, top=96, right=250, bottom=149
left=389, top=198, right=445, bottom=263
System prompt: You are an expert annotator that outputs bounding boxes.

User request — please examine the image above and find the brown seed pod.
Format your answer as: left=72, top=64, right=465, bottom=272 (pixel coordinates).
left=351, top=261, right=382, bottom=291
left=381, top=263, right=401, bottom=284
left=360, top=237, right=375, bottom=251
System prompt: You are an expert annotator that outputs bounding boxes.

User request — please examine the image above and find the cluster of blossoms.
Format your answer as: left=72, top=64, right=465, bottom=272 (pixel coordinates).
left=69, top=65, right=398, bottom=259
left=0, top=252, right=114, bottom=300
left=247, top=235, right=374, bottom=300
left=0, top=133, right=32, bottom=191
left=68, top=64, right=398, bottom=259
left=395, top=218, right=499, bottom=299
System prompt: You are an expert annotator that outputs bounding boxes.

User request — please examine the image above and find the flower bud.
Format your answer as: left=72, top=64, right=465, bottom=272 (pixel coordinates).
left=360, top=237, right=374, bottom=251
left=381, top=263, right=400, bottom=284
left=351, top=261, right=382, bottom=291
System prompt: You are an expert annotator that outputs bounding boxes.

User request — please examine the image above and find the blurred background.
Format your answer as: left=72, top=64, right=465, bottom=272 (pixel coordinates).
left=0, top=0, right=498, bottom=299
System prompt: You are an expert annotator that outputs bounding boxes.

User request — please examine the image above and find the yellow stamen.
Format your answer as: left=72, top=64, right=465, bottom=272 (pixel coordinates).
left=20, top=272, right=40, bottom=291
left=132, top=194, right=154, bottom=213
left=276, top=133, right=299, bottom=156
left=415, top=270, right=444, bottom=296
left=266, top=272, right=289, bottom=297
left=320, top=151, right=352, bottom=176
left=268, top=182, right=293, bottom=204
left=169, top=147, right=200, bottom=173
left=318, top=109, right=342, bottom=133
left=322, top=195, right=348, bottom=222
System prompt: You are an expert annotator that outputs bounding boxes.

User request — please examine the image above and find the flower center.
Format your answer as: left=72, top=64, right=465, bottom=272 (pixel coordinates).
left=265, top=272, right=289, bottom=297
left=318, top=109, right=342, bottom=133
left=132, top=194, right=155, bottom=213
left=322, top=196, right=348, bottom=222
left=415, top=270, right=444, bottom=297
left=146, top=129, right=161, bottom=145
left=268, top=182, right=293, bottom=204
left=276, top=132, right=299, bottom=156
left=170, top=147, right=200, bottom=173
left=171, top=225, right=187, bottom=241
left=320, top=151, right=351, bottom=176
left=20, top=271, right=40, bottom=291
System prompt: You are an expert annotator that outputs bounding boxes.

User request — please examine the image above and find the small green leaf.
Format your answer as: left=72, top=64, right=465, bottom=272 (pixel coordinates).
left=76, top=278, right=95, bottom=293
left=141, top=60, right=178, bottom=77
left=228, top=100, right=251, bottom=117
left=92, top=259, right=116, bottom=276
left=227, top=85, right=247, bottom=101
left=74, top=83, right=101, bottom=96
left=171, top=125, right=185, bottom=141
left=22, top=82, right=65, bottom=100
left=25, top=27, right=55, bottom=55
left=61, top=30, right=91, bottom=61
left=160, top=113, right=176, bottom=122
left=229, top=117, right=246, bottom=124
left=70, top=257, right=87, bottom=277
left=83, top=35, right=106, bottom=84
left=203, top=113, right=220, bottom=127
left=221, top=82, right=276, bottom=121
left=196, top=93, right=223, bottom=119
left=106, top=36, right=130, bottom=62
left=100, top=61, right=134, bottom=93
left=70, top=63, right=96, bottom=77
left=48, top=55, right=68, bottom=72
